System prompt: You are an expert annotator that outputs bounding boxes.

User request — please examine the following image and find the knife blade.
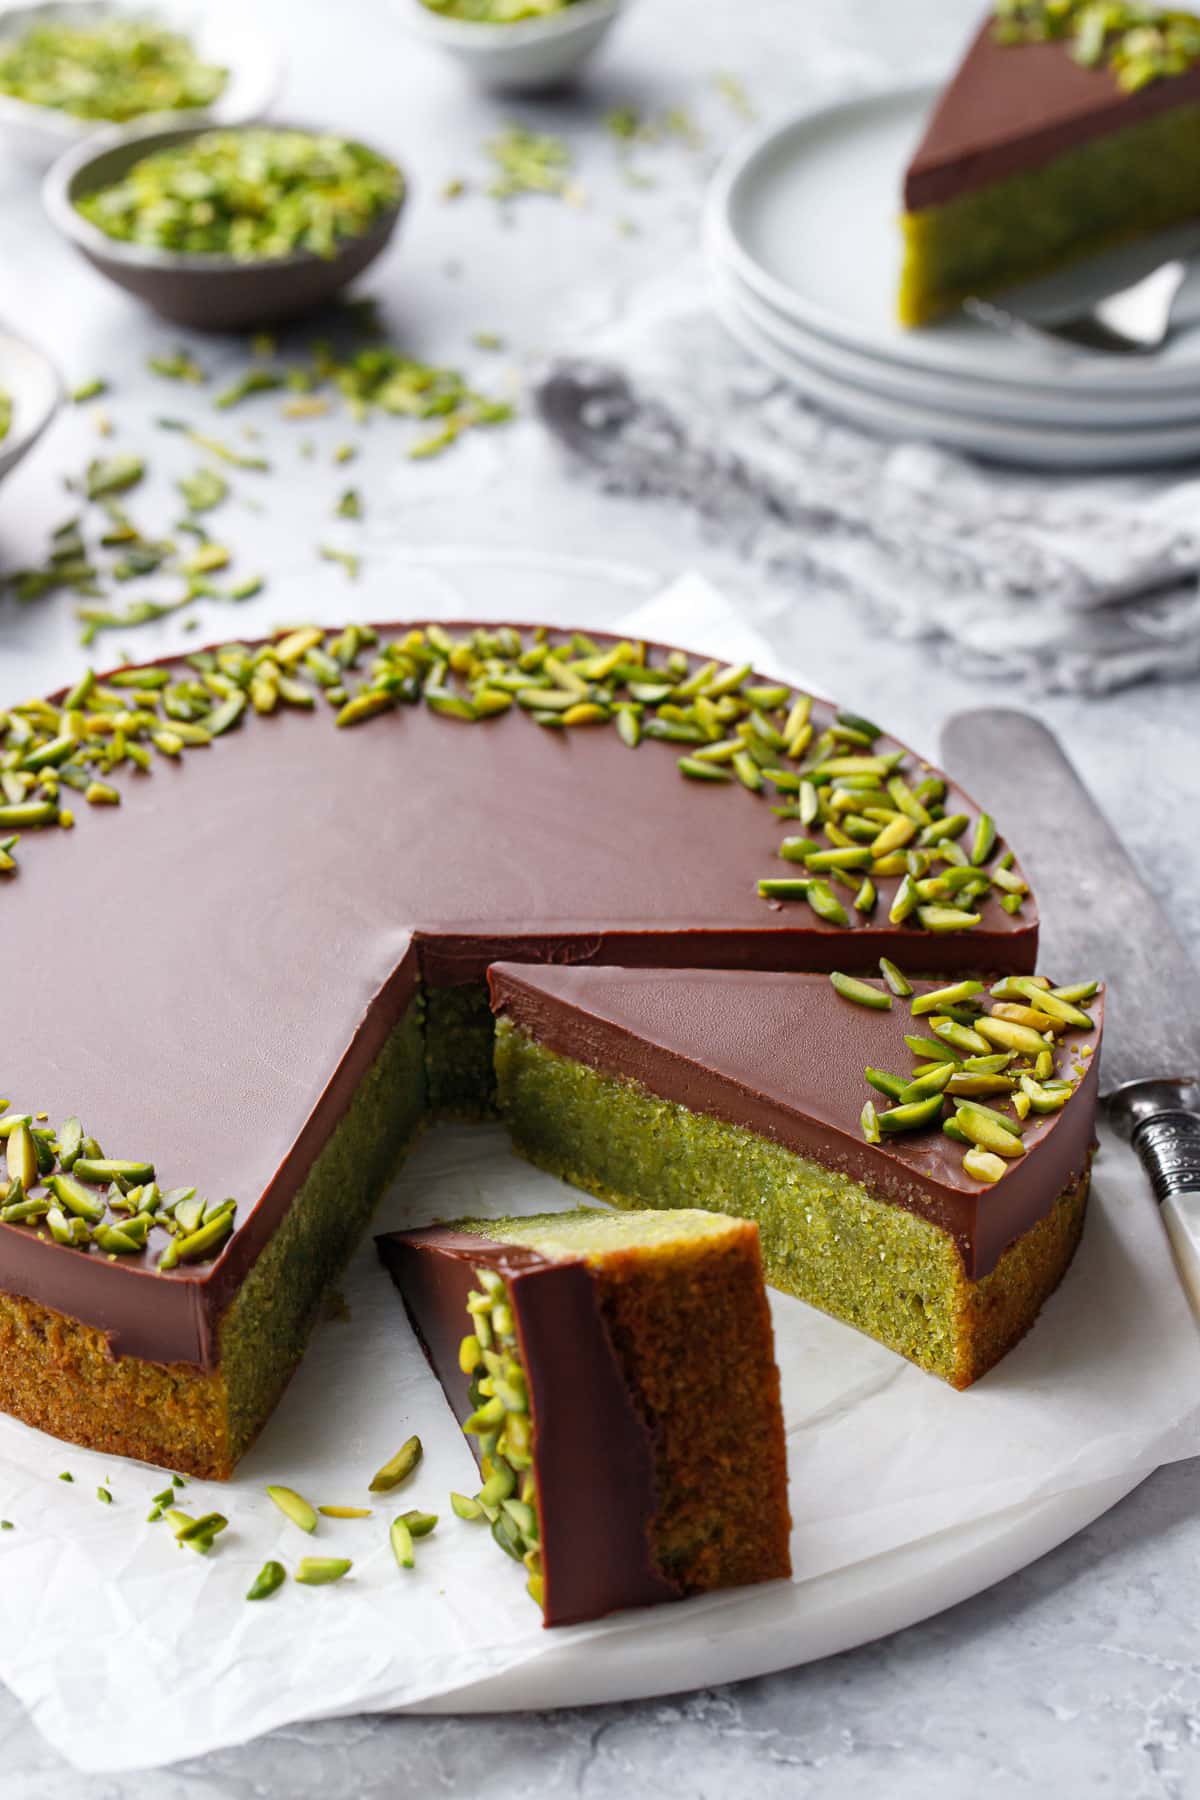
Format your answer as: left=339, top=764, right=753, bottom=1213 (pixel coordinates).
left=941, top=707, right=1200, bottom=1310
left=941, top=708, right=1199, bottom=1089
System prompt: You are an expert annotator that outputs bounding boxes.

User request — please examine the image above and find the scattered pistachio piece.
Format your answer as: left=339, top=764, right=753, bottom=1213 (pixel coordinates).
left=266, top=1485, right=318, bottom=1532
left=294, top=1557, right=351, bottom=1586
left=368, top=1436, right=423, bottom=1493
left=246, top=1559, right=286, bottom=1600
left=390, top=1515, right=415, bottom=1570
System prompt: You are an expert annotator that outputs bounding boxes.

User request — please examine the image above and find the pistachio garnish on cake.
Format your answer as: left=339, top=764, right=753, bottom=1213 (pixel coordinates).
left=0, top=1107, right=233, bottom=1263
left=900, top=2, right=1200, bottom=325
left=377, top=1208, right=791, bottom=1626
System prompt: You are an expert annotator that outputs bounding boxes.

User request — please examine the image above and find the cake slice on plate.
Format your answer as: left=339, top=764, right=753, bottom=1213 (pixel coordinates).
left=377, top=1208, right=791, bottom=1626
left=900, top=4, right=1200, bottom=325
left=489, top=964, right=1103, bottom=1389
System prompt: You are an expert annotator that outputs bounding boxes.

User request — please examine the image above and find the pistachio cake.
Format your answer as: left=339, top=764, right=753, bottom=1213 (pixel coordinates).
left=0, top=621, right=1039, bottom=1478
left=489, top=965, right=1102, bottom=1388
left=377, top=1209, right=791, bottom=1625
left=900, top=4, right=1200, bottom=326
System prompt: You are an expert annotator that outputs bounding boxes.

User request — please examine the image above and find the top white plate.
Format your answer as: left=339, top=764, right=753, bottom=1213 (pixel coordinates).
left=705, top=82, right=1200, bottom=397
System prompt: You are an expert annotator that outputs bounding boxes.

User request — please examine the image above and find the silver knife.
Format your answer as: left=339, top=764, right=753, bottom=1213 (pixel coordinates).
left=941, top=709, right=1200, bottom=1310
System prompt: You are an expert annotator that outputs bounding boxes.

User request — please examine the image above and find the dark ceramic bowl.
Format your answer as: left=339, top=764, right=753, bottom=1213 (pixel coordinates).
left=42, top=117, right=406, bottom=332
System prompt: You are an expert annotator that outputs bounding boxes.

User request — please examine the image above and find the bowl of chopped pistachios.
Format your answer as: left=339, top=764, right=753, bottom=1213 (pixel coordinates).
left=0, top=326, right=62, bottom=486
left=0, top=1, right=282, bottom=166
left=44, top=120, right=407, bottom=331
left=397, top=0, right=628, bottom=93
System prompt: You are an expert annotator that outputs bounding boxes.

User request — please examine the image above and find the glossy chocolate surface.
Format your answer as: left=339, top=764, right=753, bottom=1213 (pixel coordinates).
left=376, top=1225, right=679, bottom=1627
left=905, top=17, right=1200, bottom=210
left=1, top=623, right=1036, bottom=1367
left=489, top=964, right=1102, bottom=1281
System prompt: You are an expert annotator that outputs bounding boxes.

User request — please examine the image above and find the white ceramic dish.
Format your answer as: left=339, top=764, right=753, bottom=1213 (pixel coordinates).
left=394, top=0, right=625, bottom=93
left=713, top=278, right=1200, bottom=468
left=0, top=325, right=61, bottom=485
left=708, top=255, right=1200, bottom=430
left=412, top=1470, right=1142, bottom=1712
left=0, top=0, right=282, bottom=166
left=705, top=82, right=1200, bottom=400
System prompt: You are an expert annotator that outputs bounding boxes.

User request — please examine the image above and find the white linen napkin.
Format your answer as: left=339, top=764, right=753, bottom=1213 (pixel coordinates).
left=536, top=283, right=1200, bottom=694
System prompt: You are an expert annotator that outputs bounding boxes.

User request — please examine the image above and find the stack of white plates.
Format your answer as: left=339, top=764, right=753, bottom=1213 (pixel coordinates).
left=703, top=83, right=1200, bottom=469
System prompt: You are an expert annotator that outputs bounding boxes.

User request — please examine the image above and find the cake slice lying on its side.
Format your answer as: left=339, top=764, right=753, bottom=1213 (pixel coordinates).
left=900, top=5, right=1200, bottom=326
left=489, top=964, right=1103, bottom=1389
left=377, top=1208, right=791, bottom=1627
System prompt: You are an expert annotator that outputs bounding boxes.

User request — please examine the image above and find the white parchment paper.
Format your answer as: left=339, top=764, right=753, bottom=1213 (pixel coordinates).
left=1, top=576, right=1198, bottom=1774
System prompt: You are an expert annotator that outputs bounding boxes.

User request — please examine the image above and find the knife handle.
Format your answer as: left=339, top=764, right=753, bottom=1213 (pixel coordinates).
left=1132, top=1109, right=1200, bottom=1203
left=1133, top=1111, right=1200, bottom=1320
left=1161, top=1190, right=1200, bottom=1319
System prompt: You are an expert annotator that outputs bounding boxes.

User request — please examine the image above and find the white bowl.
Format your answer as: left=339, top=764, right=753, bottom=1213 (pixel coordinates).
left=395, top=0, right=626, bottom=93
left=0, top=0, right=283, bottom=166
left=0, top=326, right=61, bottom=486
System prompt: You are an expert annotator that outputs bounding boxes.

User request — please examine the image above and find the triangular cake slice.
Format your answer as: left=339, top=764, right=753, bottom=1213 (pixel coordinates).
left=900, top=7, right=1200, bottom=324
left=377, top=1208, right=791, bottom=1626
left=489, top=963, right=1103, bottom=1388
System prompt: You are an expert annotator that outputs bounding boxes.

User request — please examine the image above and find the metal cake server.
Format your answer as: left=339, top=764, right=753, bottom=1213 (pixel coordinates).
left=966, top=258, right=1188, bottom=356
left=940, top=709, right=1200, bottom=1313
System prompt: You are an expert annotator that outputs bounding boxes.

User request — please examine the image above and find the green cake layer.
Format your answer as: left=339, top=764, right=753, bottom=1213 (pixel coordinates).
left=424, top=983, right=498, bottom=1117
left=465, top=1207, right=753, bottom=1258
left=900, top=90, right=1200, bottom=325
left=220, top=997, right=428, bottom=1462
left=492, top=1017, right=1091, bottom=1386
left=221, top=979, right=495, bottom=1463
left=493, top=1017, right=974, bottom=1379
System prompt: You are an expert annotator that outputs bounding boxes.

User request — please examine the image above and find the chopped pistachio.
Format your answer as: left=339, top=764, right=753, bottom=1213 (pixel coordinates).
left=910, top=980, right=984, bottom=1018
left=266, top=1485, right=318, bottom=1532
left=0, top=18, right=224, bottom=121
left=84, top=454, right=144, bottom=501
left=318, top=545, right=360, bottom=582
left=215, top=369, right=286, bottom=410
left=294, top=1557, right=352, bottom=1585
left=147, top=349, right=207, bottom=385
left=963, top=1146, right=1008, bottom=1184
left=246, top=1559, right=286, bottom=1600
left=77, top=129, right=403, bottom=260
left=177, top=468, right=228, bottom=513
left=878, top=1093, right=947, bottom=1134
left=879, top=958, right=913, bottom=998
left=830, top=972, right=892, bottom=1010
left=369, top=1436, right=423, bottom=1492
left=390, top=1515, right=415, bottom=1570
left=485, top=124, right=574, bottom=201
